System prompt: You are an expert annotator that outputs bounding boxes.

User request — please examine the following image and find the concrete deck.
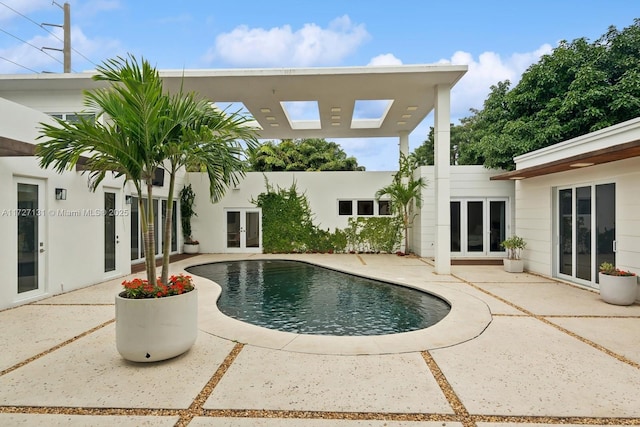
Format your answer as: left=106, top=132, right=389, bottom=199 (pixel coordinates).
left=1, top=253, right=639, bottom=427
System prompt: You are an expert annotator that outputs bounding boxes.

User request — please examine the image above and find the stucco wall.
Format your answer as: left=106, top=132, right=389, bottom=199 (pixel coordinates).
left=516, top=157, right=640, bottom=280
left=412, top=165, right=516, bottom=258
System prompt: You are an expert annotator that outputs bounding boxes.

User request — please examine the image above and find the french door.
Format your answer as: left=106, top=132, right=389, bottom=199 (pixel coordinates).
left=130, top=197, right=177, bottom=262
left=451, top=198, right=508, bottom=257
left=557, top=183, right=615, bottom=287
left=16, top=178, right=46, bottom=299
left=225, top=209, right=261, bottom=253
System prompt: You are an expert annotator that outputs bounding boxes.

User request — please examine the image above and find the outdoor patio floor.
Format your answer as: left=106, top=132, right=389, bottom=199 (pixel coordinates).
left=1, top=253, right=639, bottom=427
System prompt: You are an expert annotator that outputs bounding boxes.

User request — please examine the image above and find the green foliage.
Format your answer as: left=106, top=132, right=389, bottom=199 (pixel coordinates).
left=252, top=180, right=346, bottom=253
left=457, top=19, right=640, bottom=170
left=375, top=154, right=426, bottom=253
left=411, top=122, right=479, bottom=166
left=247, top=138, right=365, bottom=171
left=344, top=217, right=402, bottom=253
left=179, top=184, right=197, bottom=242
left=500, top=235, right=527, bottom=260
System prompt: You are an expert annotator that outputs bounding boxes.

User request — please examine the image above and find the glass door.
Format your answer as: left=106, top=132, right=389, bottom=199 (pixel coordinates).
left=556, top=183, right=615, bottom=288
left=104, top=192, right=117, bottom=273
left=451, top=198, right=508, bottom=257
left=225, top=209, right=261, bottom=253
left=17, top=179, right=45, bottom=298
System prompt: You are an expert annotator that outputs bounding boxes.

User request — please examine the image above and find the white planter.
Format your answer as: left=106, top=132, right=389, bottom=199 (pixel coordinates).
left=598, top=272, right=638, bottom=306
left=183, top=243, right=199, bottom=254
left=503, top=258, right=524, bottom=273
left=115, top=288, right=198, bottom=362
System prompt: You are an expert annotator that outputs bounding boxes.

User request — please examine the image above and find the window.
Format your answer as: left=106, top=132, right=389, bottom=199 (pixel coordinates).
left=357, top=200, right=374, bottom=216
left=338, top=200, right=353, bottom=215
left=378, top=200, right=391, bottom=215
left=49, top=113, right=95, bottom=123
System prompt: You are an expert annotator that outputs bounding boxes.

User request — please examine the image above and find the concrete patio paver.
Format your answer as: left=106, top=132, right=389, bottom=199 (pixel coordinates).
left=0, top=325, right=235, bottom=409
left=430, top=316, right=640, bottom=418
left=204, top=346, right=454, bottom=414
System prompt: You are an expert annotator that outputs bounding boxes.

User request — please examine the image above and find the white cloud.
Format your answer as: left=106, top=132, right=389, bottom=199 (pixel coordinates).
left=0, top=26, right=119, bottom=73
left=0, top=0, right=47, bottom=23
left=442, top=44, right=553, bottom=120
left=204, top=15, right=369, bottom=67
left=367, top=53, right=402, bottom=66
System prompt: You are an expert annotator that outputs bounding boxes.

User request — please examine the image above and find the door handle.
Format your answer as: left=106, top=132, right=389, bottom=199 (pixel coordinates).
left=39, top=248, right=45, bottom=253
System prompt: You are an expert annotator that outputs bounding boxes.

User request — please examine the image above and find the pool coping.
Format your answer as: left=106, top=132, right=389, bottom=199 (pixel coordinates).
left=182, top=256, right=492, bottom=355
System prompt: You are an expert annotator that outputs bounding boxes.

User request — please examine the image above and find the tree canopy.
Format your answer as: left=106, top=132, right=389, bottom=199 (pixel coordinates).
left=411, top=19, right=640, bottom=170
left=247, top=138, right=365, bottom=171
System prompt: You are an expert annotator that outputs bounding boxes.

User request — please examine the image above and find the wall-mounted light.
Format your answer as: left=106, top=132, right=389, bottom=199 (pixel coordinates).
left=55, top=188, right=67, bottom=200
left=125, top=195, right=133, bottom=205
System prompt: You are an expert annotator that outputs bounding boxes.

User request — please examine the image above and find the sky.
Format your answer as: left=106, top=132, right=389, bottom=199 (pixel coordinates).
left=0, top=0, right=638, bottom=170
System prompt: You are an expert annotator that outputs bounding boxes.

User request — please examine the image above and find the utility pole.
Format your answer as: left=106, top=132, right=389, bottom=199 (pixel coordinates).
left=42, top=2, right=71, bottom=73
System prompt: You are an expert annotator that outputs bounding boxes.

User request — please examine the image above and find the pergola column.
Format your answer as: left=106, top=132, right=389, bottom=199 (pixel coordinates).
left=434, top=84, right=451, bottom=274
left=398, top=131, right=409, bottom=162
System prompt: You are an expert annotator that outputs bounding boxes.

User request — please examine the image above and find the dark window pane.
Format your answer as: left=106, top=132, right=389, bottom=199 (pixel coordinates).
left=378, top=200, right=391, bottom=215
left=338, top=200, right=353, bottom=215
left=357, top=200, right=374, bottom=216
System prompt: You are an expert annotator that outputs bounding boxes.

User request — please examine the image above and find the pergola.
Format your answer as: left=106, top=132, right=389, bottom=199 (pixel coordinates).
left=0, top=64, right=467, bottom=273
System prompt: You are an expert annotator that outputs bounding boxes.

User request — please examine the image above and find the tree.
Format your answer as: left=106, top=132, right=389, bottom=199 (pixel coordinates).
left=374, top=154, right=426, bottom=253
left=247, top=138, right=364, bottom=171
left=37, top=55, right=257, bottom=286
left=411, top=122, right=478, bottom=166
left=462, top=19, right=640, bottom=170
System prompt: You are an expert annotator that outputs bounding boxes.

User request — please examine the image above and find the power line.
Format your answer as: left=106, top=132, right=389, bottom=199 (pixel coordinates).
left=0, top=55, right=38, bottom=73
left=0, top=1, right=98, bottom=71
left=0, top=27, right=65, bottom=67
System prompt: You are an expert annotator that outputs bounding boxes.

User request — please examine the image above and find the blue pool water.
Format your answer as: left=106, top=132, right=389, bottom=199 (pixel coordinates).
left=186, top=259, right=451, bottom=336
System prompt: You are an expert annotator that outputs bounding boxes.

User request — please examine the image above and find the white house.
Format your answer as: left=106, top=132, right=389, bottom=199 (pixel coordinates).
left=5, top=64, right=636, bottom=309
left=492, top=117, right=640, bottom=299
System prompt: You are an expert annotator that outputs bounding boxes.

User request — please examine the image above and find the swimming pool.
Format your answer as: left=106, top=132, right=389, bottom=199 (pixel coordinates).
left=186, top=259, right=451, bottom=336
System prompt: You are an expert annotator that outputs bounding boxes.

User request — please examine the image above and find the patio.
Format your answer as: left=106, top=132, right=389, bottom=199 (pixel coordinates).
left=1, top=253, right=639, bottom=427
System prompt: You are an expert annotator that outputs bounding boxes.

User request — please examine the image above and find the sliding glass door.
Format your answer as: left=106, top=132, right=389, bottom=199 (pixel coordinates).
left=556, top=183, right=615, bottom=287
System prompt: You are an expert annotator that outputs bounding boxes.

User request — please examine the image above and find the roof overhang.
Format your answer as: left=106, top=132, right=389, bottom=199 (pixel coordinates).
left=490, top=139, right=640, bottom=180
left=0, top=64, right=467, bottom=141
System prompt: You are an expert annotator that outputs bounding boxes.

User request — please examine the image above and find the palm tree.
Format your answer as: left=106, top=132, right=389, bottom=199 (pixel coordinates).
left=37, top=54, right=258, bottom=286
left=375, top=154, right=426, bottom=253
left=158, top=93, right=258, bottom=285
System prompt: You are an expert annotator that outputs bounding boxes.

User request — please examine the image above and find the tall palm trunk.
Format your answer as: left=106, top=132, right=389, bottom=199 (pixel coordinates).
left=144, top=180, right=157, bottom=285
left=160, top=166, right=177, bottom=285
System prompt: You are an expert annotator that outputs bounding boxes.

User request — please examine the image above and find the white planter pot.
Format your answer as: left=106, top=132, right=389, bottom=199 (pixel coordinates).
left=116, top=288, right=198, bottom=362
left=598, top=272, right=638, bottom=306
left=503, top=258, right=524, bottom=273
left=183, top=243, right=199, bottom=254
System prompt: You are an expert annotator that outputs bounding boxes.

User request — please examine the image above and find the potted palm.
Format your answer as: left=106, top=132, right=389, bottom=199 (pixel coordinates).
left=501, top=235, right=527, bottom=273
left=180, top=184, right=199, bottom=254
left=37, top=55, right=258, bottom=362
left=598, top=262, right=638, bottom=305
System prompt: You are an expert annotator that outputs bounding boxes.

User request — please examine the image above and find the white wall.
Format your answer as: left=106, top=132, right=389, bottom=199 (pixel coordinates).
left=516, top=157, right=640, bottom=280
left=187, top=171, right=396, bottom=253
left=412, top=166, right=516, bottom=258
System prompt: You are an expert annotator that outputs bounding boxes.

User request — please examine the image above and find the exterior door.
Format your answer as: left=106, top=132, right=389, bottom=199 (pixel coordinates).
left=451, top=198, right=508, bottom=257
left=225, top=209, right=261, bottom=253
left=556, top=183, right=615, bottom=288
left=104, top=191, right=117, bottom=273
left=16, top=178, right=46, bottom=299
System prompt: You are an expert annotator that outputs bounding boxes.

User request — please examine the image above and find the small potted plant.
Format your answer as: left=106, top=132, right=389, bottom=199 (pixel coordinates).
left=116, top=274, right=197, bottom=362
left=501, top=235, right=527, bottom=273
left=598, top=262, right=638, bottom=305
left=180, top=184, right=199, bottom=254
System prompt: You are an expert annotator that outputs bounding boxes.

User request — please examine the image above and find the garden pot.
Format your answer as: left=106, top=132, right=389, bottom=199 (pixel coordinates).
left=503, top=258, right=524, bottom=273
left=598, top=273, right=638, bottom=306
left=115, top=288, right=198, bottom=362
left=183, top=243, right=199, bottom=254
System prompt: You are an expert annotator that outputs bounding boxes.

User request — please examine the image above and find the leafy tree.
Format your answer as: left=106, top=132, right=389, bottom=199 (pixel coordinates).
left=37, top=55, right=257, bottom=286
left=248, top=138, right=365, bottom=171
left=375, top=154, right=426, bottom=253
left=411, top=122, right=478, bottom=166
left=462, top=19, right=640, bottom=170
